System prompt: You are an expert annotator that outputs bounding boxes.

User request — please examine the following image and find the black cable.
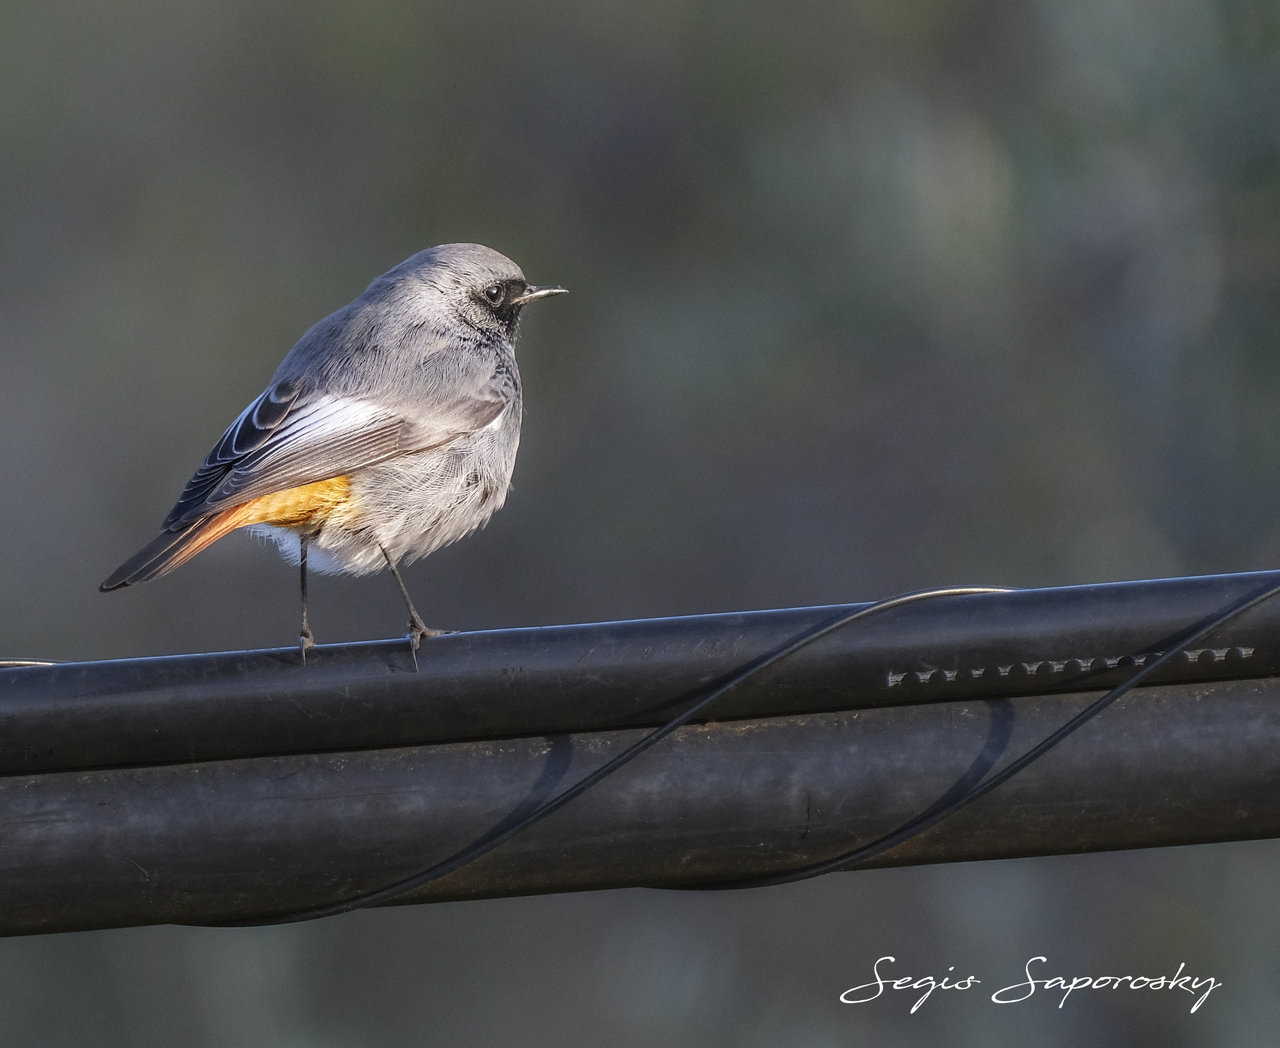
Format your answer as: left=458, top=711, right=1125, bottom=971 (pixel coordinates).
left=206, top=585, right=1011, bottom=926
left=685, top=572, right=1280, bottom=890
left=210, top=574, right=1280, bottom=925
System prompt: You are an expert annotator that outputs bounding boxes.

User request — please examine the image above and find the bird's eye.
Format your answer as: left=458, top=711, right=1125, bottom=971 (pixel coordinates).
left=483, top=284, right=504, bottom=305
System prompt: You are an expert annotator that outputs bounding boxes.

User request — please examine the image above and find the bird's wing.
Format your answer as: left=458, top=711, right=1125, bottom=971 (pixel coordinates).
left=161, top=376, right=506, bottom=529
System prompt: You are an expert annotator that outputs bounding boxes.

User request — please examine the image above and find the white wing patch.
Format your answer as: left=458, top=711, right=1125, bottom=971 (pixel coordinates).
left=164, top=394, right=408, bottom=528
left=162, top=379, right=510, bottom=530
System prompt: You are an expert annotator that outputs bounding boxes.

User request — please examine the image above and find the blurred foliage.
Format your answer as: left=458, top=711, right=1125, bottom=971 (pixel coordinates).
left=2, top=0, right=1280, bottom=1043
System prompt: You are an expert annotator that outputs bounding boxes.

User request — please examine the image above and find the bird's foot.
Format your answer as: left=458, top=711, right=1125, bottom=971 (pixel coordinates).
left=299, top=625, right=315, bottom=665
left=408, top=622, right=449, bottom=646
left=405, top=617, right=451, bottom=671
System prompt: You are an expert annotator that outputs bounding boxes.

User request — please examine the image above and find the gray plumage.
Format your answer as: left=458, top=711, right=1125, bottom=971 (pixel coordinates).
left=101, top=243, right=565, bottom=592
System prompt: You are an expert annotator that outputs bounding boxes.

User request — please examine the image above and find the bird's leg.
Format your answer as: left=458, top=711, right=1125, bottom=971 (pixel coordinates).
left=299, top=535, right=315, bottom=663
left=379, top=545, right=442, bottom=662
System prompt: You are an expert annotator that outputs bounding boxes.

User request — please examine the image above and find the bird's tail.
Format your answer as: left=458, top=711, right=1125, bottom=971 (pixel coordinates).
left=100, top=509, right=248, bottom=591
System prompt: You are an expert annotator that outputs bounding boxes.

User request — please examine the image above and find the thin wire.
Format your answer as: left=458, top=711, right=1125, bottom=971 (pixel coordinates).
left=684, top=572, right=1280, bottom=890
left=13, top=570, right=1277, bottom=917
left=207, top=585, right=1011, bottom=926
left=200, top=573, right=1280, bottom=924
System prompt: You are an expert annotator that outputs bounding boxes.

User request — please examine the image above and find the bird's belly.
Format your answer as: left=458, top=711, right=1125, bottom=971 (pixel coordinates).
left=258, top=439, right=516, bottom=575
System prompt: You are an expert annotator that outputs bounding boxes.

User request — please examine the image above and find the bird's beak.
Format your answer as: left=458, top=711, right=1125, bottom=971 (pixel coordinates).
left=511, top=285, right=568, bottom=305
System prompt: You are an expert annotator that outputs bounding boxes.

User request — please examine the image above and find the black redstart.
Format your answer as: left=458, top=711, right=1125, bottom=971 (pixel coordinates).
left=101, top=243, right=566, bottom=654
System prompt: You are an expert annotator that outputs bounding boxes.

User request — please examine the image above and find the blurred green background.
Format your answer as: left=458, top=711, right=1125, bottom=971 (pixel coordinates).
left=3, top=0, right=1280, bottom=1042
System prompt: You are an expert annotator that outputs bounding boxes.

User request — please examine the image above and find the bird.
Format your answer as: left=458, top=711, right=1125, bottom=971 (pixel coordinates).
left=100, top=243, right=566, bottom=658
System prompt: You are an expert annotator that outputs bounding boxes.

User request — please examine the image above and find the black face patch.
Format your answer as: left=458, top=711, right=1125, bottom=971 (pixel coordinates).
left=474, top=279, right=526, bottom=335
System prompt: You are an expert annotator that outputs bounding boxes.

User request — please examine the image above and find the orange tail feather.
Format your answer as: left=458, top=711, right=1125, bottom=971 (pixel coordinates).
left=100, top=476, right=353, bottom=591
left=99, top=508, right=254, bottom=591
